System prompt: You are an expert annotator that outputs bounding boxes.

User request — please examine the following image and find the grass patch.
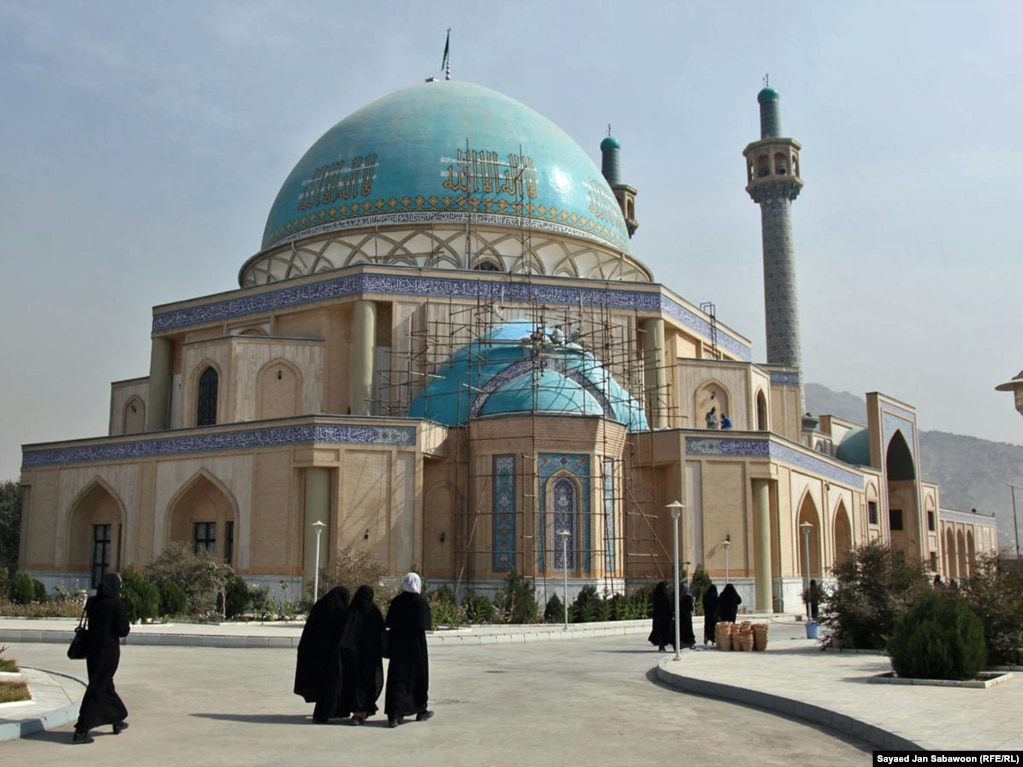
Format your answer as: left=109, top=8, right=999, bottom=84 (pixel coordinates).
left=0, top=658, right=18, bottom=672
left=0, top=680, right=30, bottom=704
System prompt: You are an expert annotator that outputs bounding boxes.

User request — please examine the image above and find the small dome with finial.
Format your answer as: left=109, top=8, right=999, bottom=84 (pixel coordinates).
left=600, top=135, right=621, bottom=151
left=758, top=86, right=780, bottom=103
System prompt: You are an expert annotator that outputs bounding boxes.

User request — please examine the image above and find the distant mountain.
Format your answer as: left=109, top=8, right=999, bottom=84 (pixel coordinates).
left=805, top=383, right=1023, bottom=554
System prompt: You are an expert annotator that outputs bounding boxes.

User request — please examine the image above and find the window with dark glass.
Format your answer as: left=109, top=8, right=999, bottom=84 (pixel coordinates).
left=197, top=367, right=219, bottom=426
left=927, top=511, right=936, bottom=532
left=889, top=508, right=904, bottom=531
left=194, top=522, right=216, bottom=556
left=868, top=501, right=878, bottom=525
left=92, top=524, right=111, bottom=589
left=225, top=521, right=234, bottom=566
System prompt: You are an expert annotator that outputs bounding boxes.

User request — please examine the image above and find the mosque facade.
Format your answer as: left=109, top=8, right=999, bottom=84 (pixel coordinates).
left=19, top=79, right=996, bottom=610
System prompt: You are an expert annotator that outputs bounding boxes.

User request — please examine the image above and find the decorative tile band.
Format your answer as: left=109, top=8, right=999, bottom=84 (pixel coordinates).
left=153, top=272, right=752, bottom=361
left=492, top=454, right=516, bottom=573
left=684, top=436, right=864, bottom=487
left=22, top=422, right=418, bottom=469
left=769, top=370, right=801, bottom=387
left=603, top=457, right=616, bottom=575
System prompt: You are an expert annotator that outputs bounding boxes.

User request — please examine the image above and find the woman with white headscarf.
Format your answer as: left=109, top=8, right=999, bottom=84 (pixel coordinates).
left=384, top=572, right=433, bottom=727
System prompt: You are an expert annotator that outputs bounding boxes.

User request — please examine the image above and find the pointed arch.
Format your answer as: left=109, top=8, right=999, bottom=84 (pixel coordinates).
left=547, top=472, right=581, bottom=572
left=944, top=527, right=956, bottom=579
left=833, top=500, right=852, bottom=568
left=194, top=362, right=221, bottom=426
left=886, top=430, right=915, bottom=481
left=695, top=380, right=731, bottom=430
left=67, top=478, right=126, bottom=588
left=122, top=396, right=146, bottom=435
left=966, top=530, right=976, bottom=577
left=795, top=490, right=822, bottom=581
left=166, top=470, right=239, bottom=564
left=256, top=359, right=302, bottom=420
left=755, top=388, right=769, bottom=430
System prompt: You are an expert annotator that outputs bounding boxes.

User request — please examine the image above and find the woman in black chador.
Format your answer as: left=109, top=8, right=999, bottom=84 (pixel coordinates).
left=702, top=583, right=719, bottom=645
left=647, top=581, right=674, bottom=652
left=339, top=585, right=385, bottom=725
left=679, top=582, right=696, bottom=649
left=718, top=583, right=743, bottom=624
left=294, top=586, right=350, bottom=723
left=384, top=573, right=433, bottom=728
left=73, top=572, right=131, bottom=744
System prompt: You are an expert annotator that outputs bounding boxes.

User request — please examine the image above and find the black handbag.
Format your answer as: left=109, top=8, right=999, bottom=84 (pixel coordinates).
left=67, top=609, right=89, bottom=660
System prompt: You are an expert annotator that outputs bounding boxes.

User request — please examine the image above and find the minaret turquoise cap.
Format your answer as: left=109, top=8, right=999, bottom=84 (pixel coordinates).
left=600, top=134, right=621, bottom=185
left=758, top=86, right=782, bottom=139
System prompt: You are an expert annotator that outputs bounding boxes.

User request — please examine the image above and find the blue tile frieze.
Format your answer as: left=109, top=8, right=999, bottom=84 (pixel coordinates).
left=153, top=272, right=752, bottom=361
left=684, top=435, right=863, bottom=486
left=492, top=454, right=516, bottom=572
left=22, top=422, right=417, bottom=469
left=537, top=453, right=591, bottom=573
left=769, top=370, right=800, bottom=387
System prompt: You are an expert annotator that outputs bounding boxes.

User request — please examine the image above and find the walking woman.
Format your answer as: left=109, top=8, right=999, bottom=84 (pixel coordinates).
left=340, top=585, right=386, bottom=725
left=384, top=573, right=433, bottom=727
left=73, top=572, right=131, bottom=744
left=294, top=586, right=350, bottom=723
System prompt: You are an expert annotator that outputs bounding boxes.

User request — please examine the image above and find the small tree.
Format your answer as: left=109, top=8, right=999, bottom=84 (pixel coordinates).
left=960, top=552, right=1023, bottom=666
left=888, top=589, right=986, bottom=680
left=544, top=593, right=563, bottom=623
left=689, top=565, right=711, bottom=616
left=570, top=584, right=610, bottom=623
left=494, top=570, right=538, bottom=624
left=317, top=547, right=387, bottom=603
left=8, top=572, right=39, bottom=605
left=0, top=481, right=21, bottom=580
left=159, top=581, right=188, bottom=617
left=820, top=539, right=929, bottom=650
left=145, top=543, right=231, bottom=618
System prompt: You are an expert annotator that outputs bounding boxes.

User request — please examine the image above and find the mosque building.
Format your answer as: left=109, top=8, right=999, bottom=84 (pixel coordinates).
left=19, top=76, right=997, bottom=609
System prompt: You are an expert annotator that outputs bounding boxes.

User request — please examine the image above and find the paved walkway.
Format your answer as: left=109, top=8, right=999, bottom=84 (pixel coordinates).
left=2, top=615, right=1019, bottom=751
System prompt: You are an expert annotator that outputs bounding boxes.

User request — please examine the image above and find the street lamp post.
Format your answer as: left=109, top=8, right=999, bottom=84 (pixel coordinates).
left=799, top=521, right=812, bottom=619
left=666, top=501, right=684, bottom=661
left=723, top=534, right=731, bottom=584
left=1008, top=484, right=1021, bottom=560
left=557, top=530, right=571, bottom=630
left=312, top=521, right=327, bottom=602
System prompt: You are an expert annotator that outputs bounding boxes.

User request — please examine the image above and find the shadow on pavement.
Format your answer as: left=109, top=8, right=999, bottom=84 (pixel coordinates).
left=190, top=713, right=311, bottom=726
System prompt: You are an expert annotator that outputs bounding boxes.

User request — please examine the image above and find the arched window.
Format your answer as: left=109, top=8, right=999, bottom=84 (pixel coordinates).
left=551, top=477, right=577, bottom=570
left=197, top=367, right=219, bottom=426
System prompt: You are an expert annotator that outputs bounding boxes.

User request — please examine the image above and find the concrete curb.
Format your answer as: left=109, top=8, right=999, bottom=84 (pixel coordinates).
left=0, top=666, right=86, bottom=743
left=655, top=659, right=936, bottom=752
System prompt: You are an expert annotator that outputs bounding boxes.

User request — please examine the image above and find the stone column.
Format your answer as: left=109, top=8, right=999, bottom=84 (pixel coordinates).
left=350, top=300, right=376, bottom=416
left=146, top=337, right=173, bottom=431
left=303, top=468, right=331, bottom=593
left=642, top=317, right=668, bottom=429
left=752, top=479, right=772, bottom=612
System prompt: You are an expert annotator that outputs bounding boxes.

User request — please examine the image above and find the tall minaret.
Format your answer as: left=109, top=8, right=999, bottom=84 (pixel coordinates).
left=743, top=85, right=803, bottom=371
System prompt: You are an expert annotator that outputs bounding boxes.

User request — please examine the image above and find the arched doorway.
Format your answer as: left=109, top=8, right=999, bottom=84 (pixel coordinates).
left=167, top=473, right=238, bottom=565
left=956, top=530, right=967, bottom=581
left=796, top=493, right=822, bottom=583
left=755, top=389, right=768, bottom=430
left=885, top=430, right=918, bottom=558
left=943, top=527, right=956, bottom=579
left=833, top=501, right=852, bottom=568
left=67, top=480, right=125, bottom=588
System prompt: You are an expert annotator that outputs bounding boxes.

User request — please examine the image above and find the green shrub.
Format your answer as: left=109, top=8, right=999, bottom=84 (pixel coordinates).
left=8, top=572, right=38, bottom=605
left=119, top=567, right=160, bottom=623
left=462, top=590, right=495, bottom=624
left=544, top=593, right=564, bottom=623
left=820, top=540, right=929, bottom=650
left=689, top=565, right=711, bottom=616
left=494, top=570, right=538, bottom=624
left=888, top=590, right=986, bottom=681
left=160, top=581, right=188, bottom=617
left=427, top=585, right=466, bottom=627
left=960, top=552, right=1023, bottom=666
left=247, top=584, right=268, bottom=615
left=570, top=584, right=610, bottom=623
left=145, top=543, right=231, bottom=618
left=220, top=574, right=250, bottom=619
left=32, top=579, right=47, bottom=602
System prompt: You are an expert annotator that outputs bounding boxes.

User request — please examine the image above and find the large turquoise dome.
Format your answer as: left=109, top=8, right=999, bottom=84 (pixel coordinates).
left=261, top=80, right=632, bottom=255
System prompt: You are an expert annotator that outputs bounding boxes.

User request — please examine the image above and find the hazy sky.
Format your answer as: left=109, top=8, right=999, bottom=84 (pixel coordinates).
left=2, top=0, right=1022, bottom=482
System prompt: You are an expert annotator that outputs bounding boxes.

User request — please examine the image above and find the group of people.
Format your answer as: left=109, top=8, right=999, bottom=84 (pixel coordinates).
left=704, top=407, right=733, bottom=430
left=294, top=572, right=433, bottom=728
left=648, top=580, right=744, bottom=651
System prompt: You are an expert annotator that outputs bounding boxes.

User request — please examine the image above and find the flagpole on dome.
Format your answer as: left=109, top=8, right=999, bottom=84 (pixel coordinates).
left=442, top=28, right=451, bottom=80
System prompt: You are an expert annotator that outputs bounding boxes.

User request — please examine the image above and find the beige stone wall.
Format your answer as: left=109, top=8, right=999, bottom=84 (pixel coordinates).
left=108, top=378, right=148, bottom=436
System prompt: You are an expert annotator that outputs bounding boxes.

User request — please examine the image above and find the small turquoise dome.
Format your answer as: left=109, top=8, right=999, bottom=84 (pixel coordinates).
left=836, top=427, right=871, bottom=467
left=408, top=320, right=648, bottom=431
left=262, top=81, right=631, bottom=255
left=600, top=135, right=621, bottom=151
left=758, top=87, right=780, bottom=103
